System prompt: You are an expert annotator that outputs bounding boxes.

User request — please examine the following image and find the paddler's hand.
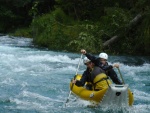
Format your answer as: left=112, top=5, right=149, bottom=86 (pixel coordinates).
left=113, top=63, right=119, bottom=68
left=72, top=79, right=76, bottom=84
left=81, top=49, right=86, bottom=54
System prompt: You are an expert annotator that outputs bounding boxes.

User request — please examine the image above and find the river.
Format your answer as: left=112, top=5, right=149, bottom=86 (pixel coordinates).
left=0, top=35, right=150, bottom=113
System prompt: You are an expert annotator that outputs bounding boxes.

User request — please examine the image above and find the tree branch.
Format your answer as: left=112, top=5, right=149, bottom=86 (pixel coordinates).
left=103, top=13, right=144, bottom=48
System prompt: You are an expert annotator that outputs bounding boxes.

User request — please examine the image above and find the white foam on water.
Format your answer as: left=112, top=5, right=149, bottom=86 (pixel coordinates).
left=22, top=91, right=53, bottom=101
left=118, top=63, right=149, bottom=73
left=0, top=35, right=32, bottom=47
left=0, top=39, right=83, bottom=75
left=19, top=54, right=81, bottom=64
left=0, top=53, right=16, bottom=63
left=130, top=104, right=150, bottom=113
left=133, top=89, right=150, bottom=101
left=20, top=82, right=28, bottom=89
left=19, top=90, right=64, bottom=103
left=11, top=98, right=50, bottom=111
left=9, top=90, right=65, bottom=112
left=54, top=65, right=76, bottom=73
left=109, top=62, right=150, bottom=72
left=1, top=78, right=15, bottom=86
left=0, top=36, right=149, bottom=113
left=65, top=95, right=134, bottom=113
left=64, top=94, right=95, bottom=108
left=27, top=63, right=54, bottom=72
left=13, top=66, right=27, bottom=72
left=109, top=62, right=150, bottom=83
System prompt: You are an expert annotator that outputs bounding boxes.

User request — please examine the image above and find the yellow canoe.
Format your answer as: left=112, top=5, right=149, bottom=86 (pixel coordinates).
left=70, top=74, right=134, bottom=106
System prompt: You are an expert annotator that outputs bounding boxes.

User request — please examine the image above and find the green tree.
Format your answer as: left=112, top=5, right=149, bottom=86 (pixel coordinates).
left=0, top=0, right=55, bottom=33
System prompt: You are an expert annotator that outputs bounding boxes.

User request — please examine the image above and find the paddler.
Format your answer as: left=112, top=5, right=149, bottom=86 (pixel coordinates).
left=81, top=49, right=122, bottom=84
left=72, top=57, right=111, bottom=91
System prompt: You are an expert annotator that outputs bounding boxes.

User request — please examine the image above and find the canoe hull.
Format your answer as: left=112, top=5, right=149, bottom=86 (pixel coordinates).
left=70, top=75, right=134, bottom=106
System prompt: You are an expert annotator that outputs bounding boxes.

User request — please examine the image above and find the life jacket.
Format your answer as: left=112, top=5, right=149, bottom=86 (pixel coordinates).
left=93, top=73, right=111, bottom=90
left=90, top=66, right=105, bottom=83
left=87, top=66, right=111, bottom=90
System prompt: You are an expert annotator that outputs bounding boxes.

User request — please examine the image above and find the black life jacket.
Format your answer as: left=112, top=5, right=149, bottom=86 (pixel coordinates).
left=89, top=66, right=105, bottom=83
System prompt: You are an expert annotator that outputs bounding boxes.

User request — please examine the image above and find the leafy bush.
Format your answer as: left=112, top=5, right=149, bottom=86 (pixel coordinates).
left=11, top=28, right=32, bottom=38
left=31, top=8, right=78, bottom=51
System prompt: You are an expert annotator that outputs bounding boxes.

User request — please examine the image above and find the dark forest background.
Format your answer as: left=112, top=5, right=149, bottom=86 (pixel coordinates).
left=0, top=0, right=150, bottom=55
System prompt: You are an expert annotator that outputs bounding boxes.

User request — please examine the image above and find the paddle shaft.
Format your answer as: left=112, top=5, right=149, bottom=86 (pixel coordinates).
left=65, top=54, right=83, bottom=105
left=75, top=54, right=83, bottom=75
left=117, top=68, right=125, bottom=84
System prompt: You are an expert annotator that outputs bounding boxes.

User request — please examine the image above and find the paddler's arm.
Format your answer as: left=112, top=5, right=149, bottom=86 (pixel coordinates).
left=102, top=63, right=119, bottom=71
left=102, top=65, right=113, bottom=71
left=81, top=49, right=97, bottom=61
left=72, top=71, right=87, bottom=87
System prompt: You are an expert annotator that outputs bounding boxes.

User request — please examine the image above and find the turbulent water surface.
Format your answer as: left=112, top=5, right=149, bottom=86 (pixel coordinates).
left=0, top=36, right=150, bottom=113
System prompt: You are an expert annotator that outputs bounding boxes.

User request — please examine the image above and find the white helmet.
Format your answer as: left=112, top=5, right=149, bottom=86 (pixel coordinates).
left=83, top=57, right=91, bottom=64
left=99, top=52, right=108, bottom=60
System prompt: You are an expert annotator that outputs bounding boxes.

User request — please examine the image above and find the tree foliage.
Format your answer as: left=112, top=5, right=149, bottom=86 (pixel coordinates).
left=0, top=0, right=150, bottom=55
left=0, top=0, right=55, bottom=33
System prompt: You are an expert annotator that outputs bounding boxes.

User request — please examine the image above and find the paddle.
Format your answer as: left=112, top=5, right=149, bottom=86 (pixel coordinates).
left=65, top=54, right=83, bottom=106
left=117, top=67, right=125, bottom=84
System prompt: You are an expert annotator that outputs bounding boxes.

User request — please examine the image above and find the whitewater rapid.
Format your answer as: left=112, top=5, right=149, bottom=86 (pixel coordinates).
left=0, top=35, right=149, bottom=113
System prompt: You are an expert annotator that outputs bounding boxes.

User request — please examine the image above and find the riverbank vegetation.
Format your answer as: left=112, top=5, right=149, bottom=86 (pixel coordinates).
left=0, top=0, right=150, bottom=55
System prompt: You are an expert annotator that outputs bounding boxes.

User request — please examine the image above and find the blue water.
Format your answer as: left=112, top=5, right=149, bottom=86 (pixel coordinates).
left=0, top=36, right=150, bottom=113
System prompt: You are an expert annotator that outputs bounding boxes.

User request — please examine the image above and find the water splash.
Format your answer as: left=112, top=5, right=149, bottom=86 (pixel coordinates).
left=0, top=36, right=149, bottom=113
